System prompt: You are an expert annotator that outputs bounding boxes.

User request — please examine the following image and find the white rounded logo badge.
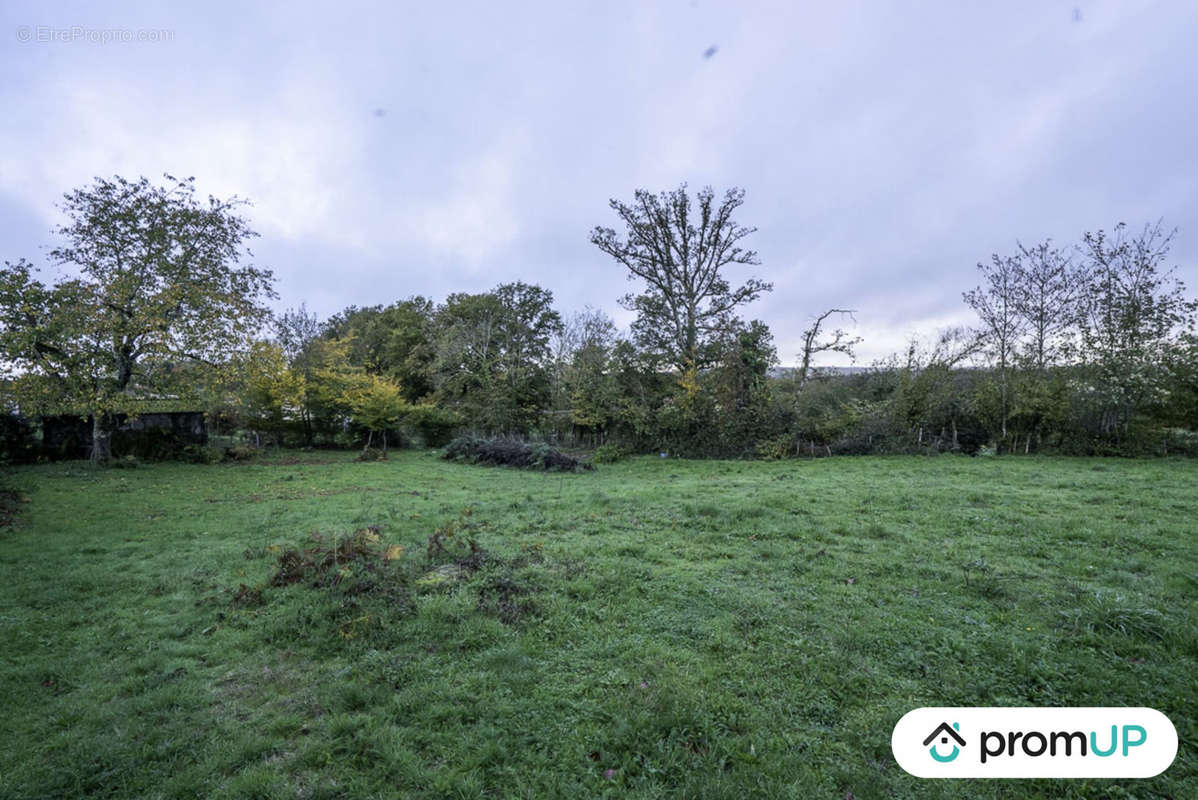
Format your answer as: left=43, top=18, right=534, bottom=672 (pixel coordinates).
left=892, top=707, right=1177, bottom=778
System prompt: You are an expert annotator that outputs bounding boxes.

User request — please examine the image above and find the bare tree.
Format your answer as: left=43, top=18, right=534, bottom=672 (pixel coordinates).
left=590, top=184, right=771, bottom=372
left=794, top=308, right=862, bottom=390
left=964, top=254, right=1026, bottom=441
left=892, top=326, right=984, bottom=451
left=548, top=306, right=617, bottom=432
left=900, top=326, right=984, bottom=372
left=1013, top=240, right=1078, bottom=370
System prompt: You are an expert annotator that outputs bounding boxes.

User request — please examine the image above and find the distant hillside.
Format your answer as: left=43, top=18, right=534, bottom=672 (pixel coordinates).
left=769, top=365, right=873, bottom=379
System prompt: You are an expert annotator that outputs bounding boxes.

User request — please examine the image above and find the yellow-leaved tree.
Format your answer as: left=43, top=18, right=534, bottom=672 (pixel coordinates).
left=340, top=372, right=409, bottom=453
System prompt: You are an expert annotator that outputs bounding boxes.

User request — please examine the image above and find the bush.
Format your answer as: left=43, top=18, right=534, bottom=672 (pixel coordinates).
left=223, top=444, right=257, bottom=462
left=0, top=487, right=27, bottom=527
left=755, top=434, right=794, bottom=460
left=180, top=444, right=223, bottom=464
left=1162, top=428, right=1198, bottom=457
left=111, top=427, right=195, bottom=461
left=0, top=415, right=39, bottom=465
left=357, top=446, right=387, bottom=462
left=405, top=405, right=461, bottom=448
left=590, top=442, right=628, bottom=464
left=443, top=434, right=591, bottom=472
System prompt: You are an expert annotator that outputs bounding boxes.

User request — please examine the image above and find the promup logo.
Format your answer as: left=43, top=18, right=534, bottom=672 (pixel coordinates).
left=922, top=722, right=965, bottom=762
left=892, top=708, right=1177, bottom=778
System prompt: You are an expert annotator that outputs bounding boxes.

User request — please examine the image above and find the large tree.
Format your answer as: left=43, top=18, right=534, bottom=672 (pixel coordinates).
left=320, top=298, right=435, bottom=402
left=0, top=174, right=275, bottom=461
left=1075, top=221, right=1197, bottom=435
left=590, top=184, right=771, bottom=372
left=430, top=282, right=562, bottom=434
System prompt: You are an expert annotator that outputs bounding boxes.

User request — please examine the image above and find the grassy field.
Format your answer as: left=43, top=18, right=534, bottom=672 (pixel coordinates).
left=1, top=451, right=1195, bottom=799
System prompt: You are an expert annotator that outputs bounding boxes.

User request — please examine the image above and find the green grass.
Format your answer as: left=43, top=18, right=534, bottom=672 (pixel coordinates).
left=2, top=451, right=1196, bottom=798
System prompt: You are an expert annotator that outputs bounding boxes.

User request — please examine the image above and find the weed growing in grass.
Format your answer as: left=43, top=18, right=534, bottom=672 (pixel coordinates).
left=477, top=574, right=539, bottom=625
left=1057, top=591, right=1169, bottom=642
left=424, top=506, right=485, bottom=565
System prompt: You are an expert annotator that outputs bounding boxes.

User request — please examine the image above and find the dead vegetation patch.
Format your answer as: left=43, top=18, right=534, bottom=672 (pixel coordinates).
left=0, top=488, right=28, bottom=527
left=477, top=574, right=539, bottom=625
left=231, top=507, right=566, bottom=638
left=270, top=526, right=404, bottom=589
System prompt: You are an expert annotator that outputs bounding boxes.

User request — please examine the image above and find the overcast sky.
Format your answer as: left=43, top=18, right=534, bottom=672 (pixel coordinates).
left=3, top=1, right=1196, bottom=365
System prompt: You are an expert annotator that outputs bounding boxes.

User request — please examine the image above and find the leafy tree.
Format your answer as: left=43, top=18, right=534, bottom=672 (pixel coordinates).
left=0, top=175, right=275, bottom=461
left=303, top=336, right=362, bottom=440
left=374, top=297, right=436, bottom=401
left=590, top=184, right=771, bottom=371
left=341, top=372, right=409, bottom=452
left=551, top=308, right=620, bottom=443
left=891, top=328, right=983, bottom=450
left=709, top=319, right=779, bottom=452
left=607, top=339, right=671, bottom=448
left=322, top=298, right=435, bottom=401
left=274, top=303, right=322, bottom=443
left=276, top=303, right=321, bottom=365
left=234, top=340, right=305, bottom=447
left=1158, top=333, right=1198, bottom=431
left=1075, top=222, right=1197, bottom=436
left=430, top=282, right=562, bottom=434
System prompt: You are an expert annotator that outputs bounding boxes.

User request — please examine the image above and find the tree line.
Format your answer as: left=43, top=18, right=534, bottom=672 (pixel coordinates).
left=1, top=175, right=1194, bottom=462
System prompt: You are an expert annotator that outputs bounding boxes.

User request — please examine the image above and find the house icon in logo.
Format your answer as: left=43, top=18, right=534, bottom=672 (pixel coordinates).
left=923, top=722, right=966, bottom=762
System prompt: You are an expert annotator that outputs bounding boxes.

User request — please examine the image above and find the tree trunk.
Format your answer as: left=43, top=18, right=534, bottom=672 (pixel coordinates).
left=90, top=413, right=113, bottom=464
left=1000, top=363, right=1008, bottom=440
left=382, top=429, right=388, bottom=453
left=363, top=429, right=374, bottom=452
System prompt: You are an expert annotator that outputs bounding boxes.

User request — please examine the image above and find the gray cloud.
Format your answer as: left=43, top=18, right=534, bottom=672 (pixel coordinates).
left=3, top=0, right=1195, bottom=365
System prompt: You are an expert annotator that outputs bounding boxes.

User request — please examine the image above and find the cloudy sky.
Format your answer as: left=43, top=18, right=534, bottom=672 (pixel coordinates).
left=3, top=0, right=1196, bottom=365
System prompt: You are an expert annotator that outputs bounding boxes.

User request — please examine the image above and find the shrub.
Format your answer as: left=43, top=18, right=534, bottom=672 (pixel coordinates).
left=591, top=442, right=628, bottom=464
left=223, top=444, right=257, bottom=462
left=357, top=446, right=386, bottom=462
left=0, top=415, right=39, bottom=465
left=180, top=445, right=223, bottom=464
left=755, top=434, right=794, bottom=460
left=0, top=487, right=28, bottom=527
left=406, top=404, right=461, bottom=448
left=111, top=427, right=197, bottom=461
left=443, top=434, right=591, bottom=472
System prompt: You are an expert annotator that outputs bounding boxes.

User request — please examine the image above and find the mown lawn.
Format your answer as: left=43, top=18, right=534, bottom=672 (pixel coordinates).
left=1, top=451, right=1195, bottom=799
